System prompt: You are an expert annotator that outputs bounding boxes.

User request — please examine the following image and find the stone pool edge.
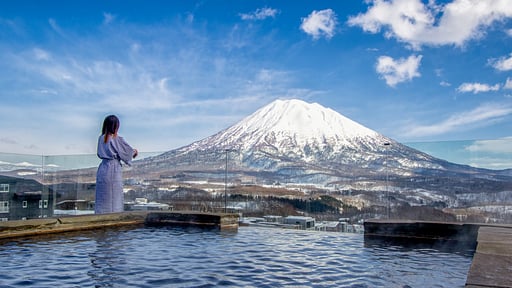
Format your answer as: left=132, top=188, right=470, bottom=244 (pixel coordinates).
left=0, top=211, right=239, bottom=240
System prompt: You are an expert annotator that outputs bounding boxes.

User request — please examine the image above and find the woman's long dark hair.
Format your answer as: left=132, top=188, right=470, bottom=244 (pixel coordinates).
left=102, top=115, right=120, bottom=143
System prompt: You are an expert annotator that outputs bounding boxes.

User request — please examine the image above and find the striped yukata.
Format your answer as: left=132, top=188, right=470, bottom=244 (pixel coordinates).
left=95, top=135, right=134, bottom=214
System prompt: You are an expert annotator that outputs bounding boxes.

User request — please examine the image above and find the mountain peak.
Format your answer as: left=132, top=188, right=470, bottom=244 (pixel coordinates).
left=191, top=98, right=384, bottom=153
left=254, top=99, right=379, bottom=140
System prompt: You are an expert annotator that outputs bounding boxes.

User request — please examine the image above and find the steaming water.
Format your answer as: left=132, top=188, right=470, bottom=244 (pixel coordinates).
left=0, top=226, right=472, bottom=287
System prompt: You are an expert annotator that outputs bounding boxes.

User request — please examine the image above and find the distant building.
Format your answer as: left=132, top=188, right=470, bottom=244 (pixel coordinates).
left=0, top=175, right=54, bottom=221
left=316, top=221, right=343, bottom=232
left=124, top=198, right=172, bottom=211
left=284, top=216, right=315, bottom=229
left=55, top=199, right=95, bottom=211
left=264, top=215, right=283, bottom=223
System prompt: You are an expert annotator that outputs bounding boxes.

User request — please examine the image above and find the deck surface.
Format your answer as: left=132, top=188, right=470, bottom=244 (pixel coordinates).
left=466, top=225, right=512, bottom=288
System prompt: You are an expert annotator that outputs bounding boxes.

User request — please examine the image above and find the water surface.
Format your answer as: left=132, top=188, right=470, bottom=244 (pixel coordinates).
left=0, top=226, right=472, bottom=287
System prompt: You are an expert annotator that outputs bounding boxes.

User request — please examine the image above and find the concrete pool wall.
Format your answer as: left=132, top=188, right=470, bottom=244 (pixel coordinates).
left=0, top=211, right=239, bottom=240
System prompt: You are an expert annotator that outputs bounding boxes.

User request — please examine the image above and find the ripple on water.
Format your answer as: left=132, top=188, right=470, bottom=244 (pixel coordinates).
left=0, top=226, right=472, bottom=287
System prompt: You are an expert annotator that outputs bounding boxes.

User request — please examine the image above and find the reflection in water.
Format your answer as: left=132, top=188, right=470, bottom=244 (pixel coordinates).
left=0, top=226, right=472, bottom=287
left=88, top=229, right=128, bottom=287
left=364, top=235, right=476, bottom=256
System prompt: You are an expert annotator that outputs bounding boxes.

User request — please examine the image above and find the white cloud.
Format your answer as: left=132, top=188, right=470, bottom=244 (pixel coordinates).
left=348, top=0, right=512, bottom=49
left=103, top=12, right=115, bottom=25
left=505, top=77, right=512, bottom=89
left=464, top=137, right=512, bottom=169
left=1, top=18, right=324, bottom=154
left=440, top=81, right=451, bottom=87
left=490, top=53, right=512, bottom=71
left=48, top=18, right=64, bottom=35
left=457, top=82, right=500, bottom=93
left=466, top=137, right=512, bottom=154
left=404, top=103, right=512, bottom=137
left=507, top=29, right=512, bottom=37
left=467, top=155, right=512, bottom=169
left=300, top=9, right=337, bottom=40
left=33, top=48, right=50, bottom=61
left=375, top=54, right=422, bottom=87
left=240, top=7, right=279, bottom=20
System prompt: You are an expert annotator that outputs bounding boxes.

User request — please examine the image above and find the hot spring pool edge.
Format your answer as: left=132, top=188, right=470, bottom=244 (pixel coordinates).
left=0, top=211, right=239, bottom=239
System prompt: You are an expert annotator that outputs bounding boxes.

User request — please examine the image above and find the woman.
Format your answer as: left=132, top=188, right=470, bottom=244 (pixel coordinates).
left=95, top=115, right=138, bottom=214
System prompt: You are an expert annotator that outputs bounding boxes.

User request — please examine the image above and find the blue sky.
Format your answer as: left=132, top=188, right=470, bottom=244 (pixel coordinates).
left=1, top=0, right=512, bottom=169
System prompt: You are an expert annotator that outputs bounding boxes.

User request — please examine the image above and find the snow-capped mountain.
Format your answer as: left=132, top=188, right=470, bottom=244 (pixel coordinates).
left=175, top=99, right=386, bottom=168
left=134, top=99, right=511, bottom=204
left=192, top=99, right=381, bottom=152
left=129, top=100, right=512, bottom=206
left=131, top=100, right=512, bottom=206
left=140, top=99, right=496, bottom=184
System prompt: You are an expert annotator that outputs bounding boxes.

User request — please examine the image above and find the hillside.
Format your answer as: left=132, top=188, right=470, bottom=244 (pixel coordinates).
left=131, top=99, right=512, bottom=209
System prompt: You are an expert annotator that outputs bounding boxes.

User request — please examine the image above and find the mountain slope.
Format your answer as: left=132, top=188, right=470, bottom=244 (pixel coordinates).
left=138, top=99, right=456, bottom=178
left=131, top=98, right=512, bottom=209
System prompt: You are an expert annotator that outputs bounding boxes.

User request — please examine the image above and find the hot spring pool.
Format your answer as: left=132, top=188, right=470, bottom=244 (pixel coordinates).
left=0, top=226, right=473, bottom=287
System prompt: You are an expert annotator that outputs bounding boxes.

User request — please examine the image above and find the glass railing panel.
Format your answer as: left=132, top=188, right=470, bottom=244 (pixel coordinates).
left=43, top=154, right=99, bottom=216
left=43, top=152, right=162, bottom=216
left=0, top=138, right=511, bottom=224
left=0, top=152, right=47, bottom=220
left=405, top=138, right=512, bottom=170
left=394, top=138, right=512, bottom=223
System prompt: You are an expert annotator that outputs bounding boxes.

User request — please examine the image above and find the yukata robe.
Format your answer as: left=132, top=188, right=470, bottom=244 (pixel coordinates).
left=95, top=135, right=134, bottom=214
